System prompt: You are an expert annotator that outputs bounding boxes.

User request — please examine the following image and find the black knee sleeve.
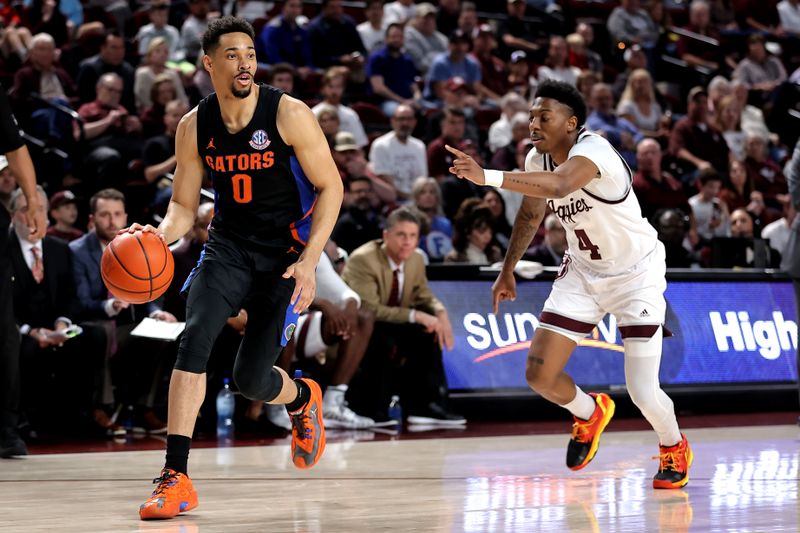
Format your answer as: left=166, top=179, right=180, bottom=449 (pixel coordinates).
left=233, top=365, right=283, bottom=402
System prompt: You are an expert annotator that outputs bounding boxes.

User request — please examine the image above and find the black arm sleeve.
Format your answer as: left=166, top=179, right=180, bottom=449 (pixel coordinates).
left=0, top=85, right=24, bottom=153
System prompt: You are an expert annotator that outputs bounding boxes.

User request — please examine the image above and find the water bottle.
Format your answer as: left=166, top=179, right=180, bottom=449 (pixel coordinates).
left=216, top=378, right=235, bottom=440
left=388, top=395, right=402, bottom=426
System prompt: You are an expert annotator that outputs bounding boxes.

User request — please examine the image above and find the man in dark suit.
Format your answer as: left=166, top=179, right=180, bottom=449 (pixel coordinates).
left=69, top=188, right=175, bottom=433
left=342, top=206, right=465, bottom=425
left=8, top=187, right=109, bottom=435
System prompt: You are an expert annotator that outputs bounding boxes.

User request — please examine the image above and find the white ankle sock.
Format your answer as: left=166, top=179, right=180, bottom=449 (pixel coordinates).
left=324, top=385, right=347, bottom=407
left=560, top=385, right=596, bottom=420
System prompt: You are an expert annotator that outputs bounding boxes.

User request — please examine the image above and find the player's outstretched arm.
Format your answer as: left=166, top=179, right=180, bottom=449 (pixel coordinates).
left=492, top=195, right=547, bottom=314
left=277, top=95, right=344, bottom=313
left=446, top=144, right=598, bottom=199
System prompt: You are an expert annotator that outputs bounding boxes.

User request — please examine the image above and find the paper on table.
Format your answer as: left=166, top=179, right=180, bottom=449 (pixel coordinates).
left=131, top=317, right=186, bottom=341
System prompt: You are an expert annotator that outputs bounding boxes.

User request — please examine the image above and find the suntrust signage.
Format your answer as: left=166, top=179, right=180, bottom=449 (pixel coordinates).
left=430, top=280, right=798, bottom=390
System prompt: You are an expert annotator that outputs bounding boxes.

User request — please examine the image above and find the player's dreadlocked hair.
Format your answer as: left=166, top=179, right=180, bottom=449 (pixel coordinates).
left=534, top=79, right=587, bottom=127
left=202, top=16, right=255, bottom=54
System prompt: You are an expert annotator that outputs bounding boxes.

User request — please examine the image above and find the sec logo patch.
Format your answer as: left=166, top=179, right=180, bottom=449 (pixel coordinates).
left=249, top=129, right=270, bottom=150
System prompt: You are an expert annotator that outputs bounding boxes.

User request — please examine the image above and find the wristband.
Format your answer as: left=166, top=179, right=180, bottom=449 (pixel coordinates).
left=484, top=169, right=504, bottom=188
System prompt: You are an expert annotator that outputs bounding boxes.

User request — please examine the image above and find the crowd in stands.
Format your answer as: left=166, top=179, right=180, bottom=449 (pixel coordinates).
left=3, top=0, right=800, bottom=443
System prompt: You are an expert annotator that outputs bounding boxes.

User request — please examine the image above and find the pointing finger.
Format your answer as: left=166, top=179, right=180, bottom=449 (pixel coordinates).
left=445, top=144, right=468, bottom=159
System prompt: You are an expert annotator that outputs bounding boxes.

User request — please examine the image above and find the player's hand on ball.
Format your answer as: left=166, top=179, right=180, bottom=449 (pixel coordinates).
left=283, top=258, right=316, bottom=313
left=492, top=270, right=517, bottom=315
left=119, top=223, right=165, bottom=241
left=445, top=144, right=486, bottom=185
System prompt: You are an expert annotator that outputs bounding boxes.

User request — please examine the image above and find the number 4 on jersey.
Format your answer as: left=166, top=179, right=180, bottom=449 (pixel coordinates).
left=575, top=229, right=601, bottom=260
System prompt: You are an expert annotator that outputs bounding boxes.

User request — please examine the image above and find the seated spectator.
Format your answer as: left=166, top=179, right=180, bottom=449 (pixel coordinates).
left=710, top=0, right=739, bottom=30
left=616, top=69, right=665, bottom=138
left=412, top=177, right=453, bottom=261
left=403, top=3, right=448, bottom=73
left=9, top=187, right=110, bottom=435
left=0, top=156, right=16, bottom=211
left=266, top=62, right=297, bottom=95
left=652, top=208, right=697, bottom=267
left=77, top=73, right=143, bottom=189
left=498, top=0, right=543, bottom=58
left=178, top=0, right=212, bottom=66
left=456, top=2, right=479, bottom=38
left=472, top=24, right=508, bottom=101
left=369, top=104, right=428, bottom=200
left=744, top=132, right=789, bottom=215
left=441, top=138, right=482, bottom=220
left=689, top=168, right=731, bottom=241
left=676, top=0, right=726, bottom=73
left=11, top=32, right=77, bottom=142
left=730, top=207, right=756, bottom=238
left=712, top=94, right=747, bottom=161
left=577, top=70, right=600, bottom=107
left=366, top=24, right=421, bottom=118
left=76, top=29, right=136, bottom=112
left=307, top=0, right=366, bottom=72
left=733, top=34, right=787, bottom=106
left=358, top=0, right=388, bottom=53
left=134, top=37, right=188, bottom=113
left=313, top=67, right=368, bottom=148
left=21, top=0, right=69, bottom=48
left=384, top=0, right=417, bottom=25
left=488, top=92, right=529, bottom=153
left=0, top=8, right=32, bottom=69
left=537, top=36, right=580, bottom=87
left=778, top=0, right=800, bottom=35
left=445, top=199, right=503, bottom=264
left=490, top=112, right=530, bottom=171
left=135, top=0, right=181, bottom=61
left=668, top=86, right=731, bottom=178
left=740, top=0, right=783, bottom=36
left=730, top=79, right=772, bottom=141
left=143, top=100, right=189, bottom=211
left=607, top=0, right=659, bottom=48
left=761, top=197, right=795, bottom=259
left=612, top=44, right=648, bottom=100
left=332, top=177, right=385, bottom=253
left=46, top=190, right=83, bottom=242
left=574, top=23, right=603, bottom=74
left=436, top=0, right=460, bottom=37
left=256, top=0, right=313, bottom=72
left=315, top=103, right=340, bottom=146
left=707, top=75, right=731, bottom=116
left=427, top=106, right=467, bottom=179
left=482, top=188, right=513, bottom=249
left=425, top=77, right=482, bottom=145
left=719, top=207, right=778, bottom=266
left=719, top=158, right=755, bottom=211
left=139, top=74, right=179, bottom=138
left=425, top=29, right=482, bottom=103
left=587, top=83, right=643, bottom=168
left=525, top=213, right=568, bottom=266
left=342, top=207, right=464, bottom=425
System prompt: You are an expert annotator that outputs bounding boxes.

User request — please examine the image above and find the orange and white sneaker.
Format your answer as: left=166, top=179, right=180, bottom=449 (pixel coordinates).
left=653, top=433, right=693, bottom=489
left=288, top=378, right=326, bottom=469
left=139, top=468, right=198, bottom=520
left=566, top=392, right=615, bottom=471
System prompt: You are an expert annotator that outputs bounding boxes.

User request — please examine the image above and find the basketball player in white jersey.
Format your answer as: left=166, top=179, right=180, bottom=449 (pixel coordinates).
left=445, top=79, right=692, bottom=489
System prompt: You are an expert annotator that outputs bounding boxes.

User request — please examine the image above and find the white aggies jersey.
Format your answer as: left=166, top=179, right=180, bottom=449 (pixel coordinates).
left=525, top=129, right=658, bottom=274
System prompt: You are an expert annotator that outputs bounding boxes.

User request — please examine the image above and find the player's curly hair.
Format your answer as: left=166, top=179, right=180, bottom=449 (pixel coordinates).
left=202, top=16, right=255, bottom=54
left=534, top=79, right=587, bottom=127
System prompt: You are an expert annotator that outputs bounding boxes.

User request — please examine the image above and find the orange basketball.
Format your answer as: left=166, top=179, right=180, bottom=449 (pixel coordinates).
left=101, top=231, right=174, bottom=304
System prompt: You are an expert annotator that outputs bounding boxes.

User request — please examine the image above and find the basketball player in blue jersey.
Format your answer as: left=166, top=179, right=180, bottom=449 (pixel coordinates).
left=446, top=80, right=691, bottom=490
left=123, top=17, right=343, bottom=520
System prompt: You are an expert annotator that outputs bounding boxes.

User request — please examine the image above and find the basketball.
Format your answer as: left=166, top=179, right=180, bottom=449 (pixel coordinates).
left=101, top=230, right=174, bottom=304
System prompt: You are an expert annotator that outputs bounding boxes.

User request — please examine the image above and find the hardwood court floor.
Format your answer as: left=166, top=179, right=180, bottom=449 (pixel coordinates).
left=0, top=425, right=797, bottom=532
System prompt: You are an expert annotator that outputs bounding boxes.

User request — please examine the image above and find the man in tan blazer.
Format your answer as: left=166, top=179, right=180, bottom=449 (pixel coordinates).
left=342, top=206, right=465, bottom=425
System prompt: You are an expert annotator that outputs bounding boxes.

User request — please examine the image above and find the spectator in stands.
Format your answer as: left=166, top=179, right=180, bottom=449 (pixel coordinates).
left=607, top=0, right=659, bottom=48
left=778, top=0, right=800, bottom=35
left=308, top=0, right=366, bottom=71
left=143, top=100, right=189, bottom=211
left=490, top=112, right=530, bottom=171
left=315, top=103, right=340, bottom=146
left=526, top=213, right=568, bottom=266
left=616, top=68, right=665, bottom=138
left=690, top=168, right=731, bottom=241
left=332, top=131, right=398, bottom=205
left=577, top=70, right=600, bottom=108
left=445, top=200, right=503, bottom=264
left=367, top=23, right=421, bottom=118
left=676, top=0, right=725, bottom=73
left=436, top=0, right=460, bottom=37
left=471, top=24, right=508, bottom=101
left=488, top=92, right=528, bottom=154
left=139, top=74, right=179, bottom=138
left=46, top=190, right=83, bottom=242
left=0, top=156, right=15, bottom=211
left=712, top=94, right=747, bottom=161
left=537, top=36, right=580, bottom=87
left=707, top=75, right=731, bottom=116
left=76, top=30, right=136, bottom=112
left=425, top=29, right=482, bottom=102
left=506, top=50, right=538, bottom=100
left=12, top=32, right=76, bottom=142
left=134, top=37, right=188, bottom=112
left=440, top=138, right=482, bottom=220
left=709, top=0, right=738, bottom=30
left=0, top=9, right=32, bottom=68
left=358, top=0, right=388, bottom=53
left=587, top=83, right=643, bottom=168
left=135, top=0, right=181, bottom=61
left=9, top=187, right=110, bottom=435
left=332, top=176, right=385, bottom=253
left=611, top=44, right=648, bottom=100
left=720, top=158, right=755, bottom=211
left=179, top=0, right=212, bottom=65
left=761, top=196, right=794, bottom=259
left=266, top=62, right=297, bottom=95
left=78, top=73, right=143, bottom=189
left=730, top=79, right=772, bottom=141
left=669, top=86, right=731, bottom=178
left=744, top=132, right=789, bottom=214
left=21, top=0, right=70, bottom=48
left=314, top=67, right=368, bottom=148
left=575, top=22, right=604, bottom=74
left=634, top=139, right=696, bottom=231
left=733, top=34, right=787, bottom=105
left=740, top=0, right=783, bottom=36
left=343, top=206, right=464, bottom=425
left=427, top=106, right=467, bottom=179
left=369, top=104, right=428, bottom=200
left=730, top=207, right=757, bottom=238
left=482, top=188, right=513, bottom=249
left=498, top=0, right=542, bottom=59
left=652, top=208, right=697, bottom=267
left=404, top=3, right=448, bottom=73
left=456, top=2, right=480, bottom=38
left=384, top=0, right=417, bottom=25
left=565, top=33, right=597, bottom=75
left=412, top=177, right=453, bottom=261
left=256, top=0, right=313, bottom=73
